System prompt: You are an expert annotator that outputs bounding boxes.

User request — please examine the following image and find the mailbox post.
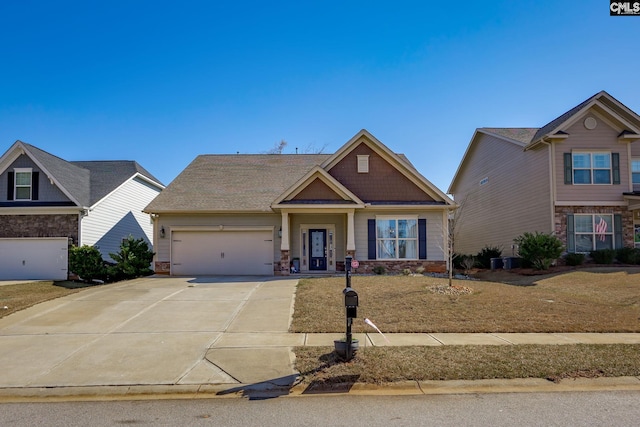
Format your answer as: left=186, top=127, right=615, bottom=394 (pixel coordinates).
left=343, top=256, right=358, bottom=361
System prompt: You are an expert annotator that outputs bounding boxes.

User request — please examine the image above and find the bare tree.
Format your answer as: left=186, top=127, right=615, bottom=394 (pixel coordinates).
left=264, top=139, right=288, bottom=154
left=297, top=142, right=328, bottom=154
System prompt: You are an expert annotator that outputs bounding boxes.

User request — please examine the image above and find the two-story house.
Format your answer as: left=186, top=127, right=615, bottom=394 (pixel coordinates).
left=0, top=141, right=164, bottom=280
left=448, top=91, right=640, bottom=257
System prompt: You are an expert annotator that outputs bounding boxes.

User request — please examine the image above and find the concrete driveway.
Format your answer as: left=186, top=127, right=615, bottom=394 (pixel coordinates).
left=0, top=276, right=301, bottom=390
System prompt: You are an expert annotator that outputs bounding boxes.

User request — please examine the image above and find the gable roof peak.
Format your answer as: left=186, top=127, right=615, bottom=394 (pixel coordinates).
left=528, top=90, right=640, bottom=148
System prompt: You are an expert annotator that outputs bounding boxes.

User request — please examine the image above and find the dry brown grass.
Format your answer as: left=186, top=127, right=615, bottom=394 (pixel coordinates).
left=294, top=344, right=640, bottom=385
left=291, top=267, right=640, bottom=333
left=0, top=281, right=85, bottom=319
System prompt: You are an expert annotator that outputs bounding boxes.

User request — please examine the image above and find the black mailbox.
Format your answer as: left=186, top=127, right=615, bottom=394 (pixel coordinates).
left=343, top=287, right=358, bottom=318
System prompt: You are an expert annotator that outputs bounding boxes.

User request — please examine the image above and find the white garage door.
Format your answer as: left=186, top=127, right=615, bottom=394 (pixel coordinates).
left=0, top=238, right=68, bottom=280
left=171, top=230, right=274, bottom=276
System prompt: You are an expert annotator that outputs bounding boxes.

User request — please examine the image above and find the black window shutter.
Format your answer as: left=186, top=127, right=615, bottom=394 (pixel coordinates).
left=567, top=214, right=575, bottom=253
left=7, top=172, right=14, bottom=200
left=612, top=153, right=620, bottom=185
left=564, top=153, right=572, bottom=184
left=367, top=219, right=376, bottom=260
left=32, top=171, right=39, bottom=200
left=418, top=219, right=427, bottom=259
left=614, top=214, right=622, bottom=249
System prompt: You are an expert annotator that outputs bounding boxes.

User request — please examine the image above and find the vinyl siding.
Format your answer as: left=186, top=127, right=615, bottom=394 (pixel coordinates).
left=0, top=155, right=71, bottom=203
left=155, top=213, right=280, bottom=266
left=555, top=114, right=629, bottom=202
left=81, top=176, right=161, bottom=261
left=450, top=133, right=551, bottom=255
left=354, top=210, right=446, bottom=261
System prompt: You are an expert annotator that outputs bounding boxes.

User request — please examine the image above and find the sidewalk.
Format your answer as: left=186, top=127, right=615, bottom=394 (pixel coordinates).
left=2, top=276, right=640, bottom=402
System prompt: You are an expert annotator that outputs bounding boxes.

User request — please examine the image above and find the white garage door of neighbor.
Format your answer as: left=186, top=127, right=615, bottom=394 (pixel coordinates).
left=171, top=230, right=274, bottom=276
left=0, top=238, right=68, bottom=280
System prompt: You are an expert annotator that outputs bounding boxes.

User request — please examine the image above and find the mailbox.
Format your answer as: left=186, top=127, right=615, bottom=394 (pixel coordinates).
left=343, top=287, right=358, bottom=318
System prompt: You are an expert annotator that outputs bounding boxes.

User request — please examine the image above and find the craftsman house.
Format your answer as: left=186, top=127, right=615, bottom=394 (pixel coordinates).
left=144, top=129, right=455, bottom=275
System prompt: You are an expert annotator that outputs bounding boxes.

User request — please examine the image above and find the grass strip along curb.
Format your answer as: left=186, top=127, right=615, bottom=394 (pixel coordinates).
left=294, top=344, right=640, bottom=385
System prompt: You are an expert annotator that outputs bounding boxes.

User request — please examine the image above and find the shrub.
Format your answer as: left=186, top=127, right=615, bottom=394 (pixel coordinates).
left=415, top=266, right=425, bottom=274
left=616, top=247, right=640, bottom=265
left=69, top=245, right=107, bottom=282
left=453, top=253, right=475, bottom=270
left=372, top=265, right=386, bottom=275
left=401, top=268, right=412, bottom=276
left=564, top=252, right=585, bottom=266
left=475, top=246, right=503, bottom=269
left=514, top=232, right=563, bottom=270
left=108, top=235, right=155, bottom=280
left=590, top=249, right=616, bottom=264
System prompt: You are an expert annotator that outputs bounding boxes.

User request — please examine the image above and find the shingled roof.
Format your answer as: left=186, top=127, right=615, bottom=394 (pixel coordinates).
left=1, top=141, right=163, bottom=207
left=72, top=160, right=162, bottom=205
left=145, top=154, right=331, bottom=213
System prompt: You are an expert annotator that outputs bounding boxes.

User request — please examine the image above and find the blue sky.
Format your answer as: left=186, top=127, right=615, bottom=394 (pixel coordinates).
left=1, top=1, right=639, bottom=193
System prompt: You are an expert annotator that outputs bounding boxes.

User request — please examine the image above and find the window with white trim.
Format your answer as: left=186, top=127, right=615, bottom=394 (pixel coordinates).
left=574, top=214, right=614, bottom=252
left=14, top=168, right=33, bottom=200
left=376, top=217, right=417, bottom=259
left=572, top=152, right=611, bottom=184
left=632, top=159, right=640, bottom=185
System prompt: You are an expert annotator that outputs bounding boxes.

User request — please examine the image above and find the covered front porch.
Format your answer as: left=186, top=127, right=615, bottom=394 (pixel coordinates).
left=277, top=209, right=356, bottom=275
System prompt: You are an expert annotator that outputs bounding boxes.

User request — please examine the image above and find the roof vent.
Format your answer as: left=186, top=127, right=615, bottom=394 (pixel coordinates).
left=584, top=117, right=597, bottom=130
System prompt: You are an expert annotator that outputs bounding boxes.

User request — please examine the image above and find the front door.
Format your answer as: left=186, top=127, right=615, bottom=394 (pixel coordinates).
left=309, top=229, right=327, bottom=271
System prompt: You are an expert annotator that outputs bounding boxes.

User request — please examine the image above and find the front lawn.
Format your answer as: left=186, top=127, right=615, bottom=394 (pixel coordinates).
left=292, top=268, right=640, bottom=385
left=291, top=268, right=640, bottom=333
left=0, top=281, right=88, bottom=319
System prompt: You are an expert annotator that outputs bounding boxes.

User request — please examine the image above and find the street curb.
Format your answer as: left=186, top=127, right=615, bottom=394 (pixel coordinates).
left=2, top=377, right=640, bottom=402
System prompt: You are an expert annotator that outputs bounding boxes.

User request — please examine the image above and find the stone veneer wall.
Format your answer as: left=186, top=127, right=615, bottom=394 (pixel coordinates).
left=554, top=206, right=634, bottom=250
left=0, top=214, right=78, bottom=243
left=340, top=260, right=446, bottom=274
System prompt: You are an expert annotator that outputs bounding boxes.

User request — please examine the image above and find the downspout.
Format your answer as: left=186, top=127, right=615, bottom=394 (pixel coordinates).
left=542, top=139, right=556, bottom=235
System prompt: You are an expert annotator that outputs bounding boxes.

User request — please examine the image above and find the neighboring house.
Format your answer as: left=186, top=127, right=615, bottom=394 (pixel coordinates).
left=144, top=129, right=455, bottom=276
left=448, top=91, right=640, bottom=257
left=0, top=141, right=165, bottom=280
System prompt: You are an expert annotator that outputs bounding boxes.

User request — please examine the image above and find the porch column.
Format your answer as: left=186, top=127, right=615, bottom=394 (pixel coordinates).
left=280, top=211, right=290, bottom=251
left=346, top=210, right=356, bottom=252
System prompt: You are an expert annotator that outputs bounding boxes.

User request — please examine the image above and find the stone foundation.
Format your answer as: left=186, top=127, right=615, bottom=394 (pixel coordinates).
left=278, top=250, right=290, bottom=276
left=154, top=261, right=171, bottom=275
left=0, top=214, right=78, bottom=242
left=340, top=260, right=447, bottom=274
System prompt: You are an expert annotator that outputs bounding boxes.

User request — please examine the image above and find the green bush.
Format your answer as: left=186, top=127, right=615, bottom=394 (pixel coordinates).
left=401, top=268, right=412, bottom=276
left=69, top=245, right=106, bottom=282
left=372, top=265, right=386, bottom=275
left=475, top=246, right=503, bottom=269
left=564, top=252, right=585, bottom=266
left=590, top=249, right=616, bottom=264
left=615, top=247, right=640, bottom=265
left=514, top=232, right=563, bottom=270
left=108, top=235, right=155, bottom=280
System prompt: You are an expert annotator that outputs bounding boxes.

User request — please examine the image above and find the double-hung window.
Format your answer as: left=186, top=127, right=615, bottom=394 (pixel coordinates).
left=376, top=217, right=418, bottom=259
left=632, top=159, right=640, bottom=185
left=14, top=168, right=33, bottom=200
left=572, top=152, right=611, bottom=184
left=574, top=214, right=613, bottom=252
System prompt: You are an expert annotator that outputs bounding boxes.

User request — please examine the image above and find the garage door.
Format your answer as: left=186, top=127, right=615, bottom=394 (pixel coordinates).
left=0, top=238, right=68, bottom=280
left=171, top=230, right=274, bottom=276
